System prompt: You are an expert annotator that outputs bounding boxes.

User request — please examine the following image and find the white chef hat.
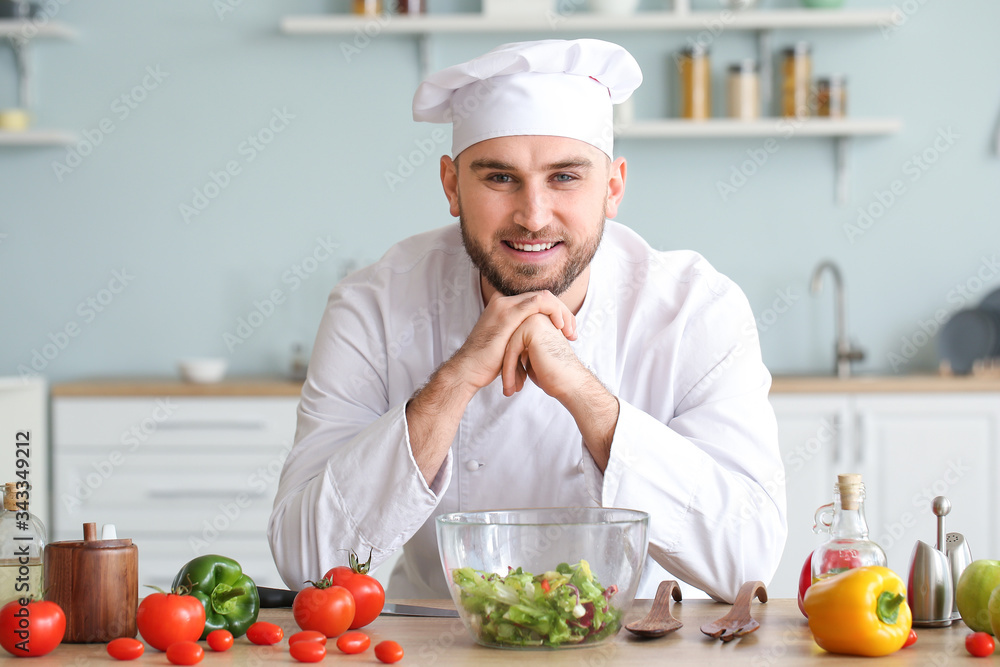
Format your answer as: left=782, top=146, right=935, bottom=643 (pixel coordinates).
left=412, top=39, right=642, bottom=160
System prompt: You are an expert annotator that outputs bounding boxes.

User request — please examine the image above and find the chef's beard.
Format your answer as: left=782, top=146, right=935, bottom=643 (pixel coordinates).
left=459, top=211, right=606, bottom=298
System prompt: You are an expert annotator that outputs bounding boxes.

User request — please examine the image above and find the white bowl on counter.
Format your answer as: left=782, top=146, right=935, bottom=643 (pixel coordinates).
left=178, top=358, right=228, bottom=384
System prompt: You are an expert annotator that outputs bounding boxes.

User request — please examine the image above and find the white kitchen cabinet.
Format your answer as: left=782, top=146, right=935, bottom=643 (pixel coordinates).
left=769, top=394, right=851, bottom=598
left=854, top=395, right=1000, bottom=575
left=770, top=389, right=1000, bottom=600
left=52, top=392, right=299, bottom=590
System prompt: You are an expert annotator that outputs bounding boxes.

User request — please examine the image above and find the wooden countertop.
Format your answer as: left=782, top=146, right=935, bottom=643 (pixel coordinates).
left=770, top=374, right=1000, bottom=394
left=51, top=374, right=1000, bottom=398
left=24, top=599, right=979, bottom=665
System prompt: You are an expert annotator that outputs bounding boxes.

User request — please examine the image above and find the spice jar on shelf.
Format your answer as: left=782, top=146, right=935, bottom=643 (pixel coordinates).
left=677, top=45, right=711, bottom=120
left=780, top=42, right=812, bottom=118
left=727, top=59, right=759, bottom=120
left=353, top=0, right=383, bottom=15
left=816, top=75, right=847, bottom=118
left=398, top=0, right=426, bottom=13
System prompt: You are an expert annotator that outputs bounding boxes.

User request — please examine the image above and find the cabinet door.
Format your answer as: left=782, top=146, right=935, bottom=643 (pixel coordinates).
left=52, top=397, right=299, bottom=588
left=769, top=394, right=852, bottom=598
left=855, top=394, right=1000, bottom=575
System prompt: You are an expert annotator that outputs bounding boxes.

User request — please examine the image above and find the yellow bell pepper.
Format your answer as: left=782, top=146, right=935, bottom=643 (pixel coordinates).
left=803, top=565, right=912, bottom=657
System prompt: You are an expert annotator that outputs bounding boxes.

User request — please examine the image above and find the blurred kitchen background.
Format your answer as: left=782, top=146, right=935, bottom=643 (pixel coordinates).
left=2, top=0, right=1000, bottom=598
left=1, top=0, right=998, bottom=380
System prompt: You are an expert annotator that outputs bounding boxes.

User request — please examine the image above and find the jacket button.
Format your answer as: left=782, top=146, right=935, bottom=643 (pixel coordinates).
left=465, top=460, right=481, bottom=472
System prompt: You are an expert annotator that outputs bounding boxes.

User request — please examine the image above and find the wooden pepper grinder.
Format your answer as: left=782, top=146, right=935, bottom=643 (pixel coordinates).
left=43, top=522, right=138, bottom=643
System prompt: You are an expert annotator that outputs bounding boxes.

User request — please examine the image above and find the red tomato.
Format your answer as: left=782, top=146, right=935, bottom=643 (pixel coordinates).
left=290, top=640, right=327, bottom=663
left=0, top=599, right=66, bottom=658
left=206, top=629, right=234, bottom=652
left=796, top=551, right=813, bottom=618
left=292, top=581, right=356, bottom=637
left=166, top=641, right=204, bottom=665
left=336, top=631, right=371, bottom=654
left=325, top=553, right=385, bottom=629
left=903, top=629, right=917, bottom=648
left=246, top=621, right=284, bottom=645
left=136, top=592, right=205, bottom=652
left=289, top=630, right=328, bottom=646
left=374, top=640, right=404, bottom=664
left=107, top=637, right=145, bottom=660
left=966, top=632, right=995, bottom=657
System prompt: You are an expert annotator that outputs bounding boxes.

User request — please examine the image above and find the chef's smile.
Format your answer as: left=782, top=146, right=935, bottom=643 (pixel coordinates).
left=502, top=239, right=563, bottom=261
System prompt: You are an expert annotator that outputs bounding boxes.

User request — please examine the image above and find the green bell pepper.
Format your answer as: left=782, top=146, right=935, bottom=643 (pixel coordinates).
left=172, top=554, right=260, bottom=639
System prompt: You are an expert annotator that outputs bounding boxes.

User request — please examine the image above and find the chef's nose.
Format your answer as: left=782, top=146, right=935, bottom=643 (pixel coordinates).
left=512, top=182, right=553, bottom=232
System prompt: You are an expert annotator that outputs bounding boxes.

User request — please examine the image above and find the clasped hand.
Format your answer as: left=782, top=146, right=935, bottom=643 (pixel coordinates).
left=452, top=290, right=586, bottom=400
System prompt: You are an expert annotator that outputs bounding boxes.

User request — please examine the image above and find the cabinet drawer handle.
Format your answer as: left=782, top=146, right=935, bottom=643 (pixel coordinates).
left=155, top=421, right=267, bottom=431
left=147, top=490, right=269, bottom=500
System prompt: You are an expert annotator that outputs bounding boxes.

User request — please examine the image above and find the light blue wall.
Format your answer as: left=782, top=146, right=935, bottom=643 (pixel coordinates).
left=3, top=0, right=999, bottom=381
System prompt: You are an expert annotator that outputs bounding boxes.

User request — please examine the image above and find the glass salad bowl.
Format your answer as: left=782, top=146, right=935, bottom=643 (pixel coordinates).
left=435, top=507, right=649, bottom=649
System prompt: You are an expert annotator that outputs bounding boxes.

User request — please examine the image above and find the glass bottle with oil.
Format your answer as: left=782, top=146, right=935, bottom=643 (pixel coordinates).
left=0, top=483, right=46, bottom=605
left=811, top=473, right=886, bottom=583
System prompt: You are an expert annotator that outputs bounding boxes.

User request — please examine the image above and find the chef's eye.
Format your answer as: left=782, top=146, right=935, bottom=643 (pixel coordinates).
left=553, top=173, right=576, bottom=182
left=487, top=173, right=514, bottom=183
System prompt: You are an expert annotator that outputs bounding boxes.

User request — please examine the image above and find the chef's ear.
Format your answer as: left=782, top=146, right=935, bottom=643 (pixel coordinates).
left=604, top=156, right=626, bottom=220
left=440, top=155, right=460, bottom=218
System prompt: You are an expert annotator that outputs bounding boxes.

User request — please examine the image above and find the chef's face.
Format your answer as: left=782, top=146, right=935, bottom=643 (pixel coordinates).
left=441, top=135, right=626, bottom=301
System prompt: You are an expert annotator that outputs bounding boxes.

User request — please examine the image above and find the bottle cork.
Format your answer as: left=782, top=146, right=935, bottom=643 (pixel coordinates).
left=838, top=473, right=863, bottom=510
left=3, top=483, right=18, bottom=511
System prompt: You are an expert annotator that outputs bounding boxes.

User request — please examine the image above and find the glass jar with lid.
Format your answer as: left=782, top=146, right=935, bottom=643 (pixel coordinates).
left=781, top=42, right=812, bottom=118
left=727, top=59, right=759, bottom=120
left=816, top=75, right=848, bottom=118
left=677, top=45, right=711, bottom=120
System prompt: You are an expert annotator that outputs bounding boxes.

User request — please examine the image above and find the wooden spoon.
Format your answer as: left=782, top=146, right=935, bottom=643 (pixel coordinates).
left=625, top=579, right=683, bottom=638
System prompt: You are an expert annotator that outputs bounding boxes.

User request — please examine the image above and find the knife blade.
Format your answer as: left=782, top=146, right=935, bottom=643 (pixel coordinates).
left=380, top=603, right=459, bottom=618
left=258, top=587, right=458, bottom=617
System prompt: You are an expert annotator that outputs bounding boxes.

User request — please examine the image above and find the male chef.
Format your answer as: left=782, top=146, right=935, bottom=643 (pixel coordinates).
left=268, top=38, right=786, bottom=603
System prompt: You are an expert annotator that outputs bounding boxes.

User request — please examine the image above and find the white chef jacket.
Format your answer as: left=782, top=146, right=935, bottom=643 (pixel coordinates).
left=268, top=221, right=786, bottom=603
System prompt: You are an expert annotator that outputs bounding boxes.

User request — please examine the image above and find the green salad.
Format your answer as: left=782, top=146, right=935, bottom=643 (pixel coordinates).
left=451, top=560, right=621, bottom=648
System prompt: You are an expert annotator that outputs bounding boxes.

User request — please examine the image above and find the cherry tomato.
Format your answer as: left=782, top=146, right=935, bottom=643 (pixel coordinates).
left=903, top=629, right=917, bottom=648
left=290, top=640, right=327, bottom=663
left=0, top=599, right=66, bottom=658
left=107, top=637, right=145, bottom=660
left=374, top=640, right=404, bottom=664
left=336, top=631, right=371, bottom=654
left=292, top=581, right=356, bottom=637
left=166, top=640, right=204, bottom=665
left=325, top=552, right=385, bottom=629
left=136, top=591, right=205, bottom=652
left=247, top=621, right=284, bottom=645
left=966, top=632, right=995, bottom=657
left=206, top=629, right=234, bottom=652
left=289, top=630, right=328, bottom=646
left=796, top=551, right=813, bottom=618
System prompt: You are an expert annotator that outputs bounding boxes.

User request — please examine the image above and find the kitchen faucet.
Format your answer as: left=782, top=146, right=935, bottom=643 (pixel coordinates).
left=810, top=260, right=865, bottom=378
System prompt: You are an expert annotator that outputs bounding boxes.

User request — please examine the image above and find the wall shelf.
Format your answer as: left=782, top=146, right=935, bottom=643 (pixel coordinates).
left=280, top=8, right=902, bottom=204
left=0, top=20, right=75, bottom=40
left=1, top=20, right=76, bottom=147
left=0, top=130, right=76, bottom=146
left=280, top=9, right=899, bottom=35
left=618, top=118, right=902, bottom=139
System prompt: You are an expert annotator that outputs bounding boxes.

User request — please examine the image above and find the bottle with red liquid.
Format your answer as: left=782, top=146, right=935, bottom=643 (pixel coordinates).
left=811, top=473, right=886, bottom=583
